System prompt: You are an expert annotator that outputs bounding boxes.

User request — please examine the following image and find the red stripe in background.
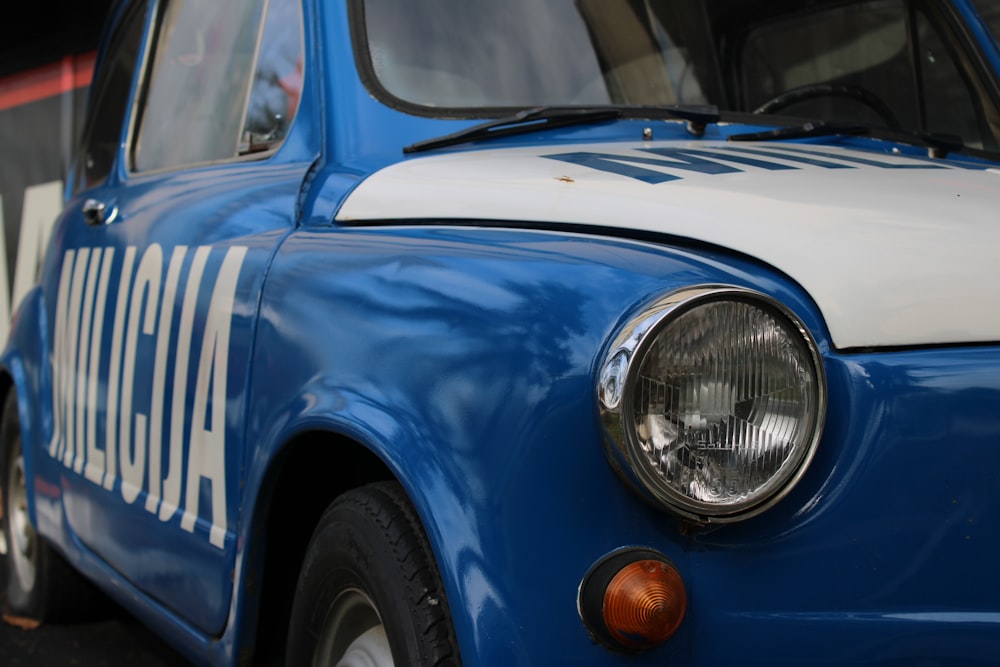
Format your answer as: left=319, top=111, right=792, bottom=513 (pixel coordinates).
left=0, top=52, right=96, bottom=112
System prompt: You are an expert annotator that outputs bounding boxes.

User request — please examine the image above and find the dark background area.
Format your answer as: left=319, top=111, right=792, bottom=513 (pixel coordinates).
left=0, top=0, right=115, bottom=329
left=0, top=610, right=193, bottom=666
left=1, top=550, right=191, bottom=665
left=2, top=0, right=115, bottom=77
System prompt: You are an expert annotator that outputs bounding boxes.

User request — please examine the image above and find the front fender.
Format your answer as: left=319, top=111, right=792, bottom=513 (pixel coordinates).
left=244, top=224, right=829, bottom=666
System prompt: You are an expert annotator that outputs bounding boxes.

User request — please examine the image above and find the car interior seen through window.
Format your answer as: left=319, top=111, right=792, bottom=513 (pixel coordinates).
left=132, top=0, right=303, bottom=173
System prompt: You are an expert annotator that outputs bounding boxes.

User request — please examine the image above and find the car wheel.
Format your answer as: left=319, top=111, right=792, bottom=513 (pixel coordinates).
left=1, top=392, right=91, bottom=621
left=286, top=482, right=461, bottom=666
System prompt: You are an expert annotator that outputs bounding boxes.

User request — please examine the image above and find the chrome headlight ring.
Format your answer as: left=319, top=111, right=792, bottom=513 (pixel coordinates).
left=598, top=285, right=826, bottom=524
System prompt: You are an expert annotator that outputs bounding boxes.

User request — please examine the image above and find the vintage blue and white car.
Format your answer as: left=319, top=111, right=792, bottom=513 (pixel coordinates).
left=2, top=0, right=1000, bottom=665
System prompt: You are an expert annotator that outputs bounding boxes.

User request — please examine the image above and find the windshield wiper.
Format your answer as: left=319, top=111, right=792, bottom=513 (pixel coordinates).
left=728, top=120, right=966, bottom=158
left=403, top=105, right=721, bottom=154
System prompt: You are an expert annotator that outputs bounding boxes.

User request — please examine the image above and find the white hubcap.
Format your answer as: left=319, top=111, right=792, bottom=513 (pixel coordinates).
left=315, top=589, right=394, bottom=667
left=7, top=448, right=36, bottom=592
left=335, top=625, right=393, bottom=667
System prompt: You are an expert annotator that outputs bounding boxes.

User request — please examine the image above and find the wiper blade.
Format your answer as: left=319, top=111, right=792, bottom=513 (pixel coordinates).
left=404, top=107, right=621, bottom=154
left=403, top=104, right=721, bottom=154
left=728, top=120, right=965, bottom=158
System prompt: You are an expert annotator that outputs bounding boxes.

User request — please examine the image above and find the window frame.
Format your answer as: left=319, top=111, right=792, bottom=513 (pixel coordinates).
left=73, top=0, right=151, bottom=194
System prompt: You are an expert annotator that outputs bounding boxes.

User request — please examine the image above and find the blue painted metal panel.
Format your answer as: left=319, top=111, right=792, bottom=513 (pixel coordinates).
left=1, top=1, right=999, bottom=666
left=34, top=164, right=305, bottom=634
left=245, top=224, right=1000, bottom=665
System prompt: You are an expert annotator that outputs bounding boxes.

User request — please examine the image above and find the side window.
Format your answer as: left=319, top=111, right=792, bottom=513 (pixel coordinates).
left=74, top=2, right=148, bottom=192
left=132, top=0, right=303, bottom=173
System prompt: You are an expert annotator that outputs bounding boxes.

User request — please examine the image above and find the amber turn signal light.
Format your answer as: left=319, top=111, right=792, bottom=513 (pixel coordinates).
left=579, top=549, right=687, bottom=652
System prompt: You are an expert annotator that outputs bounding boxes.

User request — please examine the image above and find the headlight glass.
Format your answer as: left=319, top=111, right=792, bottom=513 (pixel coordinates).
left=599, top=286, right=825, bottom=522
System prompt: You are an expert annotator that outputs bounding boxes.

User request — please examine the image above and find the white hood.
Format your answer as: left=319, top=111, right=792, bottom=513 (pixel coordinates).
left=337, top=141, right=1000, bottom=349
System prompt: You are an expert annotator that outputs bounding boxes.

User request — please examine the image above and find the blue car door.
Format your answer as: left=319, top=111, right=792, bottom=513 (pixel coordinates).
left=40, top=0, right=311, bottom=635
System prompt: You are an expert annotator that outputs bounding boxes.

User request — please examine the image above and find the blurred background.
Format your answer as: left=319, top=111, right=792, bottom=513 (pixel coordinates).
left=0, top=0, right=113, bottom=342
left=0, top=3, right=187, bottom=663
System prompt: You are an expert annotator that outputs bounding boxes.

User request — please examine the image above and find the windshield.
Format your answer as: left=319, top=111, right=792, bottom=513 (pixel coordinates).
left=361, top=0, right=719, bottom=108
left=356, top=0, right=1000, bottom=152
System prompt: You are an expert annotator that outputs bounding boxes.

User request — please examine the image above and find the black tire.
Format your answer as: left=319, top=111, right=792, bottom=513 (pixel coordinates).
left=1, top=391, right=94, bottom=621
left=286, top=482, right=461, bottom=667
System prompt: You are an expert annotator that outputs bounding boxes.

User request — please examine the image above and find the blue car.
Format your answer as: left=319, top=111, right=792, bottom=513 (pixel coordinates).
left=2, top=0, right=1000, bottom=665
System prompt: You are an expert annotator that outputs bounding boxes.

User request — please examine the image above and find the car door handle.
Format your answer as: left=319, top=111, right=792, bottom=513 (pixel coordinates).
left=82, top=198, right=119, bottom=226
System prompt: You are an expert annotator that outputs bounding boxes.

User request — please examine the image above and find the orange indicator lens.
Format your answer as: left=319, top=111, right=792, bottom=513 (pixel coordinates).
left=602, top=559, right=687, bottom=650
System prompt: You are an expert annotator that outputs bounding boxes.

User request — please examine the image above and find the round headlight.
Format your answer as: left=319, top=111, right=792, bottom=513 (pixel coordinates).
left=599, top=286, right=825, bottom=523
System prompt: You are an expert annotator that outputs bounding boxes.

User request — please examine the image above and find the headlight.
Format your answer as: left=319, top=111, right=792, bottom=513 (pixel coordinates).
left=598, top=286, right=825, bottom=523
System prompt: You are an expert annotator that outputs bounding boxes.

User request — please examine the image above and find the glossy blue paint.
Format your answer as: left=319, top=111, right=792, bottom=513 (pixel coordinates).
left=248, top=228, right=808, bottom=663
left=242, top=224, right=1000, bottom=665
left=688, top=348, right=1000, bottom=664
left=1, top=0, right=998, bottom=666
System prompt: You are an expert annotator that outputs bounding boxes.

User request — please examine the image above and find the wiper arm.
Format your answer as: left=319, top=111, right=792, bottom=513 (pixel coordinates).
left=728, top=120, right=965, bottom=158
left=403, top=104, right=721, bottom=154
